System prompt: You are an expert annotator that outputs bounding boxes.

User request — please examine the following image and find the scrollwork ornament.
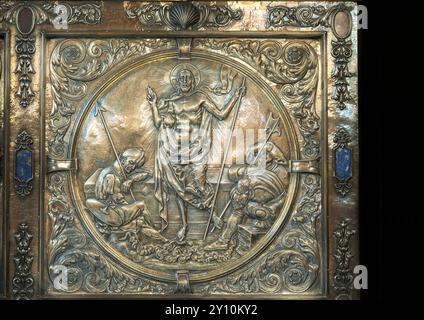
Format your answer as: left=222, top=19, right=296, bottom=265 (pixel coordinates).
left=47, top=173, right=171, bottom=294
left=1, top=2, right=103, bottom=109
left=12, top=223, right=34, bottom=300
left=15, top=129, right=33, bottom=150
left=333, top=219, right=356, bottom=300
left=0, top=2, right=102, bottom=25
left=15, top=36, right=35, bottom=108
left=266, top=3, right=351, bottom=29
left=49, top=39, right=170, bottom=158
left=125, top=2, right=243, bottom=30
left=331, top=5, right=354, bottom=111
left=332, top=38, right=353, bottom=110
left=267, top=5, right=335, bottom=28
left=194, top=39, right=320, bottom=159
left=267, top=3, right=354, bottom=111
left=41, top=3, right=102, bottom=25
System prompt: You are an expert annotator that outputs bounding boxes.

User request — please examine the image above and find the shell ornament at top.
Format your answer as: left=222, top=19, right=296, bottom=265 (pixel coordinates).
left=168, top=2, right=200, bottom=30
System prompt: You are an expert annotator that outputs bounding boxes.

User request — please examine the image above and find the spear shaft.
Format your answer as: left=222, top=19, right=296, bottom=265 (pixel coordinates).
left=96, top=103, right=136, bottom=202
left=210, top=118, right=279, bottom=233
left=252, top=119, right=280, bottom=164
left=203, top=77, right=246, bottom=240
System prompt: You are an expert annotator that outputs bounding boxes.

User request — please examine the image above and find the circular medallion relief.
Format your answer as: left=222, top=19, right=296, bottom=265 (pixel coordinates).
left=69, top=50, right=299, bottom=283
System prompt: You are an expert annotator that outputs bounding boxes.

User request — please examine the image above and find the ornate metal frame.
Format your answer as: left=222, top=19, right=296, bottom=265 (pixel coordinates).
left=0, top=30, right=9, bottom=299
left=0, top=1, right=359, bottom=300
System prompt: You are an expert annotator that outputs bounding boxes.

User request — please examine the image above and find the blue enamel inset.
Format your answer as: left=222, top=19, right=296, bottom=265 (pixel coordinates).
left=15, top=150, right=33, bottom=182
left=335, top=147, right=352, bottom=180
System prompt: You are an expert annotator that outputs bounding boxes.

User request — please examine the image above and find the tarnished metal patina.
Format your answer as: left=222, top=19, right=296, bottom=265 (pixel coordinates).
left=0, top=1, right=359, bottom=300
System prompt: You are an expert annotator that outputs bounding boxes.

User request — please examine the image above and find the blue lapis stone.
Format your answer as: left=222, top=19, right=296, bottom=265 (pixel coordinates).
left=15, top=150, right=33, bottom=182
left=335, top=147, right=352, bottom=181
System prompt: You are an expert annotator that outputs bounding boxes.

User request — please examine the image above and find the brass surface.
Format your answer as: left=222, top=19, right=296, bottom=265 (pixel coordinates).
left=0, top=1, right=359, bottom=300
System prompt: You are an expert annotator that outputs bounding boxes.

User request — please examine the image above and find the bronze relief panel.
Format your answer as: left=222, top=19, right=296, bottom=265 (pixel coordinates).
left=44, top=36, right=322, bottom=296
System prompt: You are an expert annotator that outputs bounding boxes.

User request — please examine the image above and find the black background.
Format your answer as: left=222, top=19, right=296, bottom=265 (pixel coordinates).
left=358, top=0, right=382, bottom=300
left=359, top=0, right=423, bottom=301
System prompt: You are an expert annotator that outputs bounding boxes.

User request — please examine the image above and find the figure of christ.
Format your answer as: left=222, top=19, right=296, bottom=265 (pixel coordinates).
left=147, top=64, right=246, bottom=241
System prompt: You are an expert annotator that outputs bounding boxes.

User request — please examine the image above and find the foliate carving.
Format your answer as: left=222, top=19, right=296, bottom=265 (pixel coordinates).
left=200, top=175, right=321, bottom=294
left=267, top=3, right=352, bottom=29
left=332, top=38, right=353, bottom=110
left=125, top=2, right=243, bottom=30
left=47, top=173, right=171, bottom=294
left=333, top=127, right=352, bottom=196
left=277, top=174, right=321, bottom=293
left=2, top=2, right=102, bottom=108
left=333, top=219, right=356, bottom=299
left=331, top=4, right=354, bottom=111
left=267, top=3, right=354, bottom=111
left=41, top=3, right=102, bottom=25
left=267, top=5, right=336, bottom=28
left=15, top=129, right=33, bottom=150
left=199, top=4, right=243, bottom=28
left=194, top=39, right=320, bottom=159
left=12, top=223, right=34, bottom=300
left=0, top=2, right=101, bottom=25
left=15, top=36, right=35, bottom=108
left=49, top=39, right=171, bottom=157
left=0, top=2, right=46, bottom=25
left=15, top=130, right=33, bottom=198
left=194, top=40, right=316, bottom=91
